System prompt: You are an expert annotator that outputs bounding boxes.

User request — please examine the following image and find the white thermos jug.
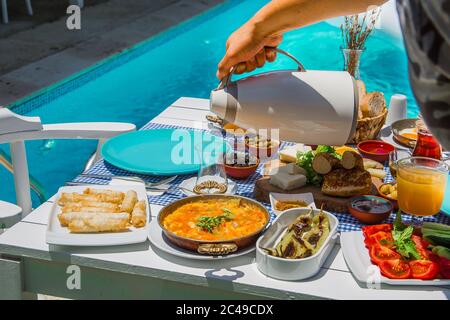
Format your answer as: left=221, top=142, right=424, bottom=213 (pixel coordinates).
left=210, top=49, right=359, bottom=145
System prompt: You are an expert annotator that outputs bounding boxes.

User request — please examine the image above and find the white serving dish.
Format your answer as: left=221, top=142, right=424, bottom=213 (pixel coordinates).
left=148, top=220, right=255, bottom=260
left=341, top=231, right=450, bottom=286
left=256, top=208, right=339, bottom=281
left=46, top=185, right=151, bottom=246
left=269, top=192, right=315, bottom=216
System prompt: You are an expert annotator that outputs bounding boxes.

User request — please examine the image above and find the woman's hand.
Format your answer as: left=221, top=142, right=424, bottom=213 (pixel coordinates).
left=216, top=22, right=282, bottom=80
left=216, top=0, right=388, bottom=80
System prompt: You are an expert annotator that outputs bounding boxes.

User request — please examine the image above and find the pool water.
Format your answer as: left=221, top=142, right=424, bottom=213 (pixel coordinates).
left=0, top=0, right=417, bottom=206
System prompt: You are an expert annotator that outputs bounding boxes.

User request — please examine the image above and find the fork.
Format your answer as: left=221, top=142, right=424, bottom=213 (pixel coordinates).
left=77, top=174, right=177, bottom=188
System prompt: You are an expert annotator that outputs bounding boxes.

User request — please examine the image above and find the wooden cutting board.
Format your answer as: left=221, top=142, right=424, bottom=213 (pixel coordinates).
left=254, top=174, right=383, bottom=213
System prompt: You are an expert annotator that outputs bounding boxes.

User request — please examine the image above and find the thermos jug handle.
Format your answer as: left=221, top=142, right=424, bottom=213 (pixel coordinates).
left=216, top=48, right=306, bottom=90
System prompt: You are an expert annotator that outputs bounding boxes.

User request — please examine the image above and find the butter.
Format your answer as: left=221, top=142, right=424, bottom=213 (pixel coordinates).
left=279, top=144, right=312, bottom=163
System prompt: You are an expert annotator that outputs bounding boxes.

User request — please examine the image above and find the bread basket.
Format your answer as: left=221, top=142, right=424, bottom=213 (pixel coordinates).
left=350, top=107, right=388, bottom=144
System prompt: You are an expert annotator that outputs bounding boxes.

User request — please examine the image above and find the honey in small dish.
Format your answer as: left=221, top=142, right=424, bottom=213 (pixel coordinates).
left=275, top=200, right=308, bottom=211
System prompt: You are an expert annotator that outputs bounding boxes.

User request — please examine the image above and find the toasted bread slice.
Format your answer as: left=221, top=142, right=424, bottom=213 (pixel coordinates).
left=321, top=168, right=372, bottom=197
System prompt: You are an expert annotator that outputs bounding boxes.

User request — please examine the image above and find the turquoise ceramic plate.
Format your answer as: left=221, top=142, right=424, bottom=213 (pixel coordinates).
left=102, top=129, right=229, bottom=175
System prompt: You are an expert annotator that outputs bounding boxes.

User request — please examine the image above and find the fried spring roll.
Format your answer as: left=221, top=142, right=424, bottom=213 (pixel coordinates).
left=83, top=188, right=124, bottom=199
left=67, top=213, right=129, bottom=233
left=57, top=211, right=119, bottom=225
left=79, top=200, right=121, bottom=210
left=58, top=212, right=128, bottom=232
left=58, top=192, right=123, bottom=205
left=61, top=206, right=120, bottom=214
left=120, top=190, right=138, bottom=213
left=131, top=200, right=147, bottom=228
left=61, top=202, right=120, bottom=213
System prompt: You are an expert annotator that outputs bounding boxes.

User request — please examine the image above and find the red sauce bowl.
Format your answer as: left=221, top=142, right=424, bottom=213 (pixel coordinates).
left=224, top=162, right=259, bottom=180
left=348, top=195, right=393, bottom=225
left=357, top=140, right=395, bottom=163
left=223, top=152, right=260, bottom=180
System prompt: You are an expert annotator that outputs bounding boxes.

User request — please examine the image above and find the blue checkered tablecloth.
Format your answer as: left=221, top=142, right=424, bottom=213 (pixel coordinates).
left=73, top=122, right=450, bottom=232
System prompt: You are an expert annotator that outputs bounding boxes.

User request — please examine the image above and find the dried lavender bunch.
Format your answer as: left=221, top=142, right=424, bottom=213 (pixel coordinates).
left=340, top=8, right=380, bottom=77
left=340, top=8, right=381, bottom=50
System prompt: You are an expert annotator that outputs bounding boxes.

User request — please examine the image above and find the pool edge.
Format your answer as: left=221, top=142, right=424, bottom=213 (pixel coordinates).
left=7, top=0, right=239, bottom=113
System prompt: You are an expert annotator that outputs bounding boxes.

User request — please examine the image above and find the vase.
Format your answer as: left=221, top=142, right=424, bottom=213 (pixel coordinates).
left=341, top=48, right=364, bottom=79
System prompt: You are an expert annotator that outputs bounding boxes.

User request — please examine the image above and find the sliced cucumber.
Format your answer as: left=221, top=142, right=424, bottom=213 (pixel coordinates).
left=431, top=246, right=450, bottom=259
left=423, top=232, right=450, bottom=248
left=422, top=222, right=450, bottom=233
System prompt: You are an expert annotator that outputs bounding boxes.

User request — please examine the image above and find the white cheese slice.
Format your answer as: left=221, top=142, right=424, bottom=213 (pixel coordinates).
left=269, top=172, right=307, bottom=190
left=268, top=163, right=306, bottom=176
left=285, top=163, right=307, bottom=175
left=279, top=144, right=312, bottom=163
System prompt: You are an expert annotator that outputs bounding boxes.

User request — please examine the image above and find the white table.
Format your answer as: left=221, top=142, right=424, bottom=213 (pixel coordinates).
left=1, top=97, right=449, bottom=300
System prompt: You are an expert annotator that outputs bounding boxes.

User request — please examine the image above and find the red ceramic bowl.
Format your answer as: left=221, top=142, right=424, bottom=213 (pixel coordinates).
left=223, top=152, right=260, bottom=180
left=357, top=140, right=395, bottom=163
left=348, top=195, right=393, bottom=225
left=377, top=182, right=399, bottom=210
left=224, top=160, right=259, bottom=179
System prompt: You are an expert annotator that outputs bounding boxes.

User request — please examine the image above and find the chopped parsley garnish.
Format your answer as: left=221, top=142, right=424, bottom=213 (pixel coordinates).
left=196, top=208, right=234, bottom=233
left=392, top=211, right=421, bottom=260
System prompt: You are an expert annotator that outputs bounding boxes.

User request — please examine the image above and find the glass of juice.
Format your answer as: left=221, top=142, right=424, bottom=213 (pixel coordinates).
left=397, top=157, right=448, bottom=225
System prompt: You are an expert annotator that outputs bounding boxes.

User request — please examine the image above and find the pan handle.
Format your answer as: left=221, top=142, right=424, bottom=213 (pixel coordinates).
left=197, top=243, right=238, bottom=255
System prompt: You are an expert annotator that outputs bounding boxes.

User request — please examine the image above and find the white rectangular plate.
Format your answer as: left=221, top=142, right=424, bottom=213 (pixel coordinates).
left=341, top=231, right=450, bottom=286
left=46, top=185, right=151, bottom=246
left=269, top=192, right=315, bottom=216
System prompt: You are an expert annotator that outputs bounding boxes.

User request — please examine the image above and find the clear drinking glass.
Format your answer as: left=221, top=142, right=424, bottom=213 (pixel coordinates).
left=194, top=148, right=228, bottom=195
left=397, top=157, right=448, bottom=226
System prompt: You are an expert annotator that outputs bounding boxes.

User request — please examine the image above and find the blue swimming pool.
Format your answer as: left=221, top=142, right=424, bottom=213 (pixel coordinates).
left=0, top=0, right=417, bottom=206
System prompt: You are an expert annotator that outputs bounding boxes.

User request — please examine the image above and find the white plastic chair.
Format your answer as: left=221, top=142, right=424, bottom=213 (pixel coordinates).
left=1, top=0, right=33, bottom=24
left=0, top=108, right=136, bottom=226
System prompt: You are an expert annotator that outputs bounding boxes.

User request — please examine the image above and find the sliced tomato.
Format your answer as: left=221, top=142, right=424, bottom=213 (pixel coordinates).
left=409, top=260, right=440, bottom=280
left=369, top=244, right=401, bottom=265
left=365, top=231, right=395, bottom=249
left=379, top=259, right=412, bottom=279
left=411, top=235, right=430, bottom=260
left=362, top=224, right=392, bottom=238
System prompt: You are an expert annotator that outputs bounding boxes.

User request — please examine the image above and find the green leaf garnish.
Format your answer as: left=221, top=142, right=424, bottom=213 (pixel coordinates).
left=296, top=145, right=341, bottom=185
left=392, top=211, right=421, bottom=260
left=196, top=208, right=234, bottom=233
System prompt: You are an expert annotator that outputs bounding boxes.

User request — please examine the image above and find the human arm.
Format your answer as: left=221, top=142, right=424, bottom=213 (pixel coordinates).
left=217, top=0, right=387, bottom=79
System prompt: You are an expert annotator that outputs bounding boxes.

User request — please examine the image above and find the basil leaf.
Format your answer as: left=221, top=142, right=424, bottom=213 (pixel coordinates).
left=391, top=213, right=421, bottom=260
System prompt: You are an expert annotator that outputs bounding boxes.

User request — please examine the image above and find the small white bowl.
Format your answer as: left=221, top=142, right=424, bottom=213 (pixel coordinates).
left=269, top=192, right=315, bottom=216
left=256, top=208, right=339, bottom=281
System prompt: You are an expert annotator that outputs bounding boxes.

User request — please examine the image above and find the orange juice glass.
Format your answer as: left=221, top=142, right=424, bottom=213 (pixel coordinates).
left=397, top=157, right=448, bottom=223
